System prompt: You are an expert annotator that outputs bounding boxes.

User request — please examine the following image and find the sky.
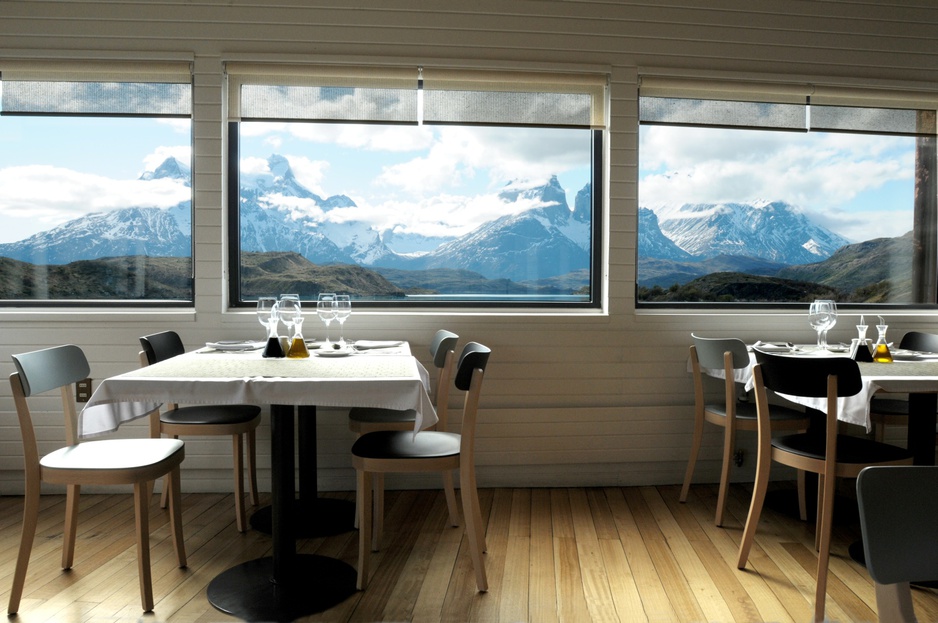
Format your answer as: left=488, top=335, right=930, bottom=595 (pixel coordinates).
left=0, top=117, right=592, bottom=243
left=0, top=114, right=920, bottom=246
left=639, top=125, right=918, bottom=243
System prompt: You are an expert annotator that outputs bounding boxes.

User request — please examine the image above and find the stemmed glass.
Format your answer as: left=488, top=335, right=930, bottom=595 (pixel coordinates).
left=808, top=299, right=838, bottom=350
left=317, top=293, right=337, bottom=346
left=334, top=295, right=351, bottom=346
left=278, top=294, right=300, bottom=341
left=256, top=297, right=277, bottom=341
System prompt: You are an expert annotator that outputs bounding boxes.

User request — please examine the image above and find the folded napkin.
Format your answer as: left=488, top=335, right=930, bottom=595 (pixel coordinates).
left=205, top=340, right=263, bottom=351
left=751, top=340, right=792, bottom=352
left=354, top=340, right=404, bottom=350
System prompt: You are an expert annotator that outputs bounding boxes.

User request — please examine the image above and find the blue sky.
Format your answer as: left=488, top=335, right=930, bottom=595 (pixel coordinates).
left=639, top=125, right=917, bottom=242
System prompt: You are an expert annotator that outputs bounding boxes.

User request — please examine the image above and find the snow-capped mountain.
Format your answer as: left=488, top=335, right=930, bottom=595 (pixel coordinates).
left=638, top=208, right=694, bottom=261
left=0, top=158, right=192, bottom=264
left=648, top=200, right=850, bottom=265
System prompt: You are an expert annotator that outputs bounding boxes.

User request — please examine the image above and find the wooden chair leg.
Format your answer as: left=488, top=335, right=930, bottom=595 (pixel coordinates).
left=815, top=475, right=825, bottom=551
left=680, top=412, right=706, bottom=503
left=62, top=483, right=80, bottom=569
left=160, top=473, right=170, bottom=509
left=133, top=482, right=154, bottom=612
left=231, top=434, right=247, bottom=533
left=246, top=429, right=259, bottom=507
left=715, top=421, right=736, bottom=526
left=442, top=470, right=460, bottom=527
left=460, top=462, right=488, bottom=592
left=166, top=466, right=187, bottom=567
left=797, top=470, right=807, bottom=522
left=814, top=470, right=837, bottom=623
left=357, top=469, right=372, bottom=591
left=373, top=473, right=385, bottom=550
left=874, top=581, right=917, bottom=623
left=8, top=479, right=41, bottom=615
left=737, top=438, right=772, bottom=568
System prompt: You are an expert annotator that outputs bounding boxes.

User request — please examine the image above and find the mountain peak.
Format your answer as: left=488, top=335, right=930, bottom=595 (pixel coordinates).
left=140, top=157, right=191, bottom=184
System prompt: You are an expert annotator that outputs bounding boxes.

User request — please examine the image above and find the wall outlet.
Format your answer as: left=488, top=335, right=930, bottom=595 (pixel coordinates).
left=76, top=378, right=92, bottom=402
left=733, top=450, right=745, bottom=467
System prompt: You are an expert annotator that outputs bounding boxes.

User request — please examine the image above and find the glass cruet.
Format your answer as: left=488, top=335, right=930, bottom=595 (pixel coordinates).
left=287, top=314, right=310, bottom=358
left=872, top=316, right=893, bottom=363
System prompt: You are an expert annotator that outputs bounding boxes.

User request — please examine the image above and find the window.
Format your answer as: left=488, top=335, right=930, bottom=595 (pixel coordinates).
left=226, top=63, right=605, bottom=308
left=0, top=60, right=193, bottom=305
left=637, top=77, right=938, bottom=308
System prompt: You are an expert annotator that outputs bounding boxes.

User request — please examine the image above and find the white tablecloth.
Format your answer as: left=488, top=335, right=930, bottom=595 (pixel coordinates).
left=80, top=344, right=434, bottom=439
left=692, top=348, right=938, bottom=431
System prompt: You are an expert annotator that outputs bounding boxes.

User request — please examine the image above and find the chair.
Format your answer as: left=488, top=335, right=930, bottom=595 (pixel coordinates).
left=352, top=342, right=491, bottom=592
left=736, top=352, right=913, bottom=623
left=857, top=465, right=938, bottom=623
left=681, top=334, right=810, bottom=526
left=868, top=331, right=938, bottom=442
left=140, top=331, right=261, bottom=533
left=8, top=344, right=187, bottom=615
left=348, top=330, right=460, bottom=533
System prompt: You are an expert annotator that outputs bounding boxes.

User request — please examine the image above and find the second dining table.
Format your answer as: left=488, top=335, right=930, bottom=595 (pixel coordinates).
left=80, top=340, right=434, bottom=622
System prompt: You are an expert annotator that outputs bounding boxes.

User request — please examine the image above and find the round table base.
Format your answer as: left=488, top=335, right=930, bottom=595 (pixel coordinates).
left=207, top=554, right=357, bottom=622
left=249, top=497, right=355, bottom=537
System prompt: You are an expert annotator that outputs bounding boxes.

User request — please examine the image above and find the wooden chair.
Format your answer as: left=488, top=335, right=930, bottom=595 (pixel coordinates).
left=857, top=465, right=938, bottom=623
left=868, top=331, right=938, bottom=442
left=348, top=330, right=460, bottom=533
left=737, top=352, right=913, bottom=623
left=352, top=342, right=491, bottom=592
left=681, top=335, right=810, bottom=526
left=8, top=344, right=187, bottom=615
left=140, top=331, right=261, bottom=533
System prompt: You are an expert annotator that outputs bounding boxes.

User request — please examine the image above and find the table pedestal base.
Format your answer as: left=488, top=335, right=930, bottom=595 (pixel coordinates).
left=207, top=554, right=357, bottom=622
left=249, top=498, right=355, bottom=537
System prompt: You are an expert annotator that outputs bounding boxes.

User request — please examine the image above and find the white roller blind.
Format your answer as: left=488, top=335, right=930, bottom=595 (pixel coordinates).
left=0, top=59, right=192, bottom=115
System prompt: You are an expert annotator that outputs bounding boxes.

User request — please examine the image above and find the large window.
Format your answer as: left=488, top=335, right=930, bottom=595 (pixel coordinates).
left=226, top=64, right=605, bottom=308
left=638, top=77, right=938, bottom=308
left=0, top=60, right=193, bottom=305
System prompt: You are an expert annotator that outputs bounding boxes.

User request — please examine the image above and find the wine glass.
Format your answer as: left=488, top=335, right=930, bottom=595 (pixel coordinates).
left=256, top=296, right=277, bottom=340
left=316, top=293, right=337, bottom=345
left=808, top=299, right=838, bottom=350
left=334, top=295, right=351, bottom=346
left=278, top=294, right=301, bottom=341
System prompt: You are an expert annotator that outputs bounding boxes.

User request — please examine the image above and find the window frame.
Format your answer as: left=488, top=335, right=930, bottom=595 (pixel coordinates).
left=636, top=75, right=938, bottom=312
left=0, top=59, right=195, bottom=308
left=225, top=63, right=607, bottom=311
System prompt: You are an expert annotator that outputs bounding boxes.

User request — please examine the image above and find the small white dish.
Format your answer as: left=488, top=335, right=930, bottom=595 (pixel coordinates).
left=206, top=340, right=262, bottom=351
left=316, top=348, right=352, bottom=357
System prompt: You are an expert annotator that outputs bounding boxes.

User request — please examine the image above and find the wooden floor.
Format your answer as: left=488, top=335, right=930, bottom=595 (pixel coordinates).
left=2, top=482, right=938, bottom=623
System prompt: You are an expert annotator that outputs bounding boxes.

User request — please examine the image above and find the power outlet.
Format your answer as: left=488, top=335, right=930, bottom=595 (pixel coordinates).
left=76, top=378, right=92, bottom=402
left=733, top=450, right=745, bottom=467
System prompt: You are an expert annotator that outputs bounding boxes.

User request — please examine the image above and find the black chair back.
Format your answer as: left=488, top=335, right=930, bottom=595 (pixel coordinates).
left=140, top=331, right=186, bottom=365
left=754, top=350, right=862, bottom=398
left=455, top=342, right=491, bottom=391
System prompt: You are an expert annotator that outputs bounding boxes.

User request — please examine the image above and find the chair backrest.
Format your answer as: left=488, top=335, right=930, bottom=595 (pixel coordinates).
left=429, top=330, right=459, bottom=369
left=10, top=344, right=91, bottom=457
left=453, top=342, right=491, bottom=461
left=691, top=334, right=750, bottom=370
left=857, top=465, right=938, bottom=622
left=900, top=331, right=938, bottom=353
left=139, top=330, right=186, bottom=365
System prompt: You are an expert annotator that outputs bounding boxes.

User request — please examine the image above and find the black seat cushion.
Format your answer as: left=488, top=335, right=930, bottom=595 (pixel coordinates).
left=162, top=404, right=260, bottom=426
left=706, top=400, right=805, bottom=421
left=349, top=407, right=417, bottom=423
left=773, top=432, right=913, bottom=464
left=352, top=430, right=460, bottom=460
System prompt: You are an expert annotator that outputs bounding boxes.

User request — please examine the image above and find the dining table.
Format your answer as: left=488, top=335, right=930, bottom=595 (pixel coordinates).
left=698, top=343, right=938, bottom=466
left=79, top=340, right=434, bottom=622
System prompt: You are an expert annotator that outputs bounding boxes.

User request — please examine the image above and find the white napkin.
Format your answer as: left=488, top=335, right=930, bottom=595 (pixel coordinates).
left=205, top=340, right=264, bottom=351
left=752, top=340, right=791, bottom=352
left=354, top=340, right=404, bottom=350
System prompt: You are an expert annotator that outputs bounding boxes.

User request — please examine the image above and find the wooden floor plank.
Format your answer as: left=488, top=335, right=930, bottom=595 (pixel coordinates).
left=3, top=484, right=938, bottom=623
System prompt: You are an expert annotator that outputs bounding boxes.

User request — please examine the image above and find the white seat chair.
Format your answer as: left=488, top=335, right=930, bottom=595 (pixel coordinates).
left=857, top=465, right=938, bottom=623
left=681, top=334, right=809, bottom=525
left=737, top=351, right=913, bottom=623
left=140, top=330, right=261, bottom=533
left=352, top=342, right=491, bottom=592
left=8, top=344, right=187, bottom=615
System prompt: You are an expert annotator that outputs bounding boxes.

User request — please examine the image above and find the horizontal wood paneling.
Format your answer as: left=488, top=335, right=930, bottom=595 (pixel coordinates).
left=1, top=0, right=936, bottom=495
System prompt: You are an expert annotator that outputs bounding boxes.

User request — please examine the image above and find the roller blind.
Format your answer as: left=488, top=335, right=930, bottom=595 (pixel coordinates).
left=226, top=63, right=607, bottom=128
left=0, top=59, right=192, bottom=116
left=639, top=76, right=938, bottom=136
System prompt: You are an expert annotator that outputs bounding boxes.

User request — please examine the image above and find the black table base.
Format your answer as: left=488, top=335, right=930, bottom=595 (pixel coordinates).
left=249, top=497, right=355, bottom=537
left=206, top=554, right=357, bottom=622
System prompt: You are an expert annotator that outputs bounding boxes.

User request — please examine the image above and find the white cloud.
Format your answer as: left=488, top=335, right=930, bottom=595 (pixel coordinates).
left=143, top=145, right=191, bottom=172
